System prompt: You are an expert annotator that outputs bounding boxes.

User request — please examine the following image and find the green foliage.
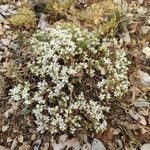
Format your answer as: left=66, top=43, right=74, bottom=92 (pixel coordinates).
left=98, top=8, right=126, bottom=36
left=9, top=6, right=36, bottom=29
left=46, top=0, right=75, bottom=13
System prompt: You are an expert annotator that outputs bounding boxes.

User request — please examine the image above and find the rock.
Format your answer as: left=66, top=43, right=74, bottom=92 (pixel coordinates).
left=18, top=135, right=24, bottom=143
left=138, top=0, right=144, bottom=4
left=16, top=1, right=22, bottom=7
left=13, top=129, right=18, bottom=133
left=5, top=30, right=13, bottom=35
left=31, top=134, right=36, bottom=141
left=1, top=38, right=11, bottom=46
left=139, top=109, right=149, bottom=116
left=2, top=125, right=9, bottom=132
left=0, top=5, right=9, bottom=13
left=38, top=13, right=49, bottom=31
left=8, top=42, right=19, bottom=50
left=59, top=134, right=68, bottom=143
left=52, top=136, right=80, bottom=150
left=115, top=139, right=123, bottom=149
left=128, top=109, right=147, bottom=125
left=137, top=70, right=150, bottom=87
left=3, top=24, right=10, bottom=29
left=7, top=35, right=12, bottom=40
left=12, top=34, right=18, bottom=40
left=141, top=26, right=150, bottom=34
left=91, top=139, right=106, bottom=150
left=32, top=139, right=42, bottom=150
left=122, top=30, right=131, bottom=43
left=10, top=139, right=18, bottom=150
left=0, top=4, right=16, bottom=16
left=18, top=144, right=30, bottom=150
left=137, top=6, right=147, bottom=15
left=140, top=143, right=150, bottom=150
left=81, top=143, right=91, bottom=150
left=134, top=98, right=149, bottom=107
left=0, top=27, right=4, bottom=36
left=0, top=146, right=9, bottom=150
left=142, top=47, right=150, bottom=58
left=7, top=137, right=12, bottom=143
left=0, top=14, right=6, bottom=22
left=148, top=115, right=150, bottom=125
left=148, top=17, right=150, bottom=25
left=43, top=143, right=49, bottom=150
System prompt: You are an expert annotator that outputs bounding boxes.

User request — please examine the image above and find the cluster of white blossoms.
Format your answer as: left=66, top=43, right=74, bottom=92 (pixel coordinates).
left=9, top=25, right=130, bottom=137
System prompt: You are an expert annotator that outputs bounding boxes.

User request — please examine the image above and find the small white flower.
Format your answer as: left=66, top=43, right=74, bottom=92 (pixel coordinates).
left=9, top=25, right=130, bottom=137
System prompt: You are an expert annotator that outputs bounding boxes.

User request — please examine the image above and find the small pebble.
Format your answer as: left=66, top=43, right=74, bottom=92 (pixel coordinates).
left=31, top=134, right=36, bottom=141
left=0, top=145, right=9, bottom=150
left=134, top=98, right=149, bottom=107
left=18, top=135, right=24, bottom=143
left=43, top=143, right=49, bottom=150
left=10, top=139, right=18, bottom=150
left=32, top=139, right=42, bottom=150
left=142, top=47, right=150, bottom=58
left=0, top=25, right=4, bottom=35
left=122, top=31, right=131, bottom=43
left=2, top=125, right=9, bottom=132
left=138, top=0, right=143, bottom=4
left=18, top=144, right=30, bottom=150
left=141, top=143, right=150, bottom=150
left=91, top=139, right=106, bottom=150
left=141, top=26, right=150, bottom=35
left=7, top=137, right=12, bottom=143
left=16, top=1, right=22, bottom=7
left=137, top=6, right=147, bottom=15
left=0, top=14, right=5, bottom=22
left=1, top=38, right=11, bottom=46
left=13, top=129, right=18, bottom=133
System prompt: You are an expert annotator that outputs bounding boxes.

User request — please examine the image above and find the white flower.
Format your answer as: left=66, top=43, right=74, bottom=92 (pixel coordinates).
left=9, top=24, right=130, bottom=137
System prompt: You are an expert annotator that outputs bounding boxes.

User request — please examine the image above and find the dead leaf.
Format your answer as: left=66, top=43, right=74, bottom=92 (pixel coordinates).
left=128, top=109, right=147, bottom=125
left=4, top=102, right=18, bottom=118
left=129, top=86, right=141, bottom=101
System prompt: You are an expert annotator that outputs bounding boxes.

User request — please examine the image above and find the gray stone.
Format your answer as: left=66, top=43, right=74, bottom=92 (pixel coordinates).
left=141, top=26, right=150, bottom=34
left=10, top=139, right=18, bottom=150
left=1, top=38, right=11, bottom=46
left=32, top=139, right=42, bottom=150
left=122, top=31, right=131, bottom=43
left=0, top=146, right=9, bottom=150
left=91, top=139, right=106, bottom=150
left=134, top=98, right=149, bottom=107
left=0, top=14, right=6, bottom=22
left=137, top=6, right=147, bottom=15
left=141, top=143, right=150, bottom=150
